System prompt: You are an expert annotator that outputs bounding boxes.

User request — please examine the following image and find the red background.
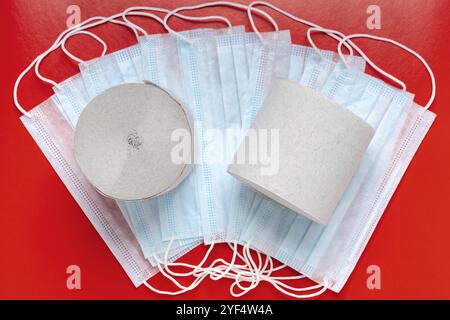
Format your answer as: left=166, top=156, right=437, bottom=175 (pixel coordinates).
left=1, top=0, right=450, bottom=300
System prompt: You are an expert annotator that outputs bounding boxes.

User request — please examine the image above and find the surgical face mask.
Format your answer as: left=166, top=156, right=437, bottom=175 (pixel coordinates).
left=172, top=27, right=234, bottom=243
left=52, top=74, right=90, bottom=127
left=17, top=10, right=221, bottom=285
left=20, top=98, right=158, bottom=286
left=79, top=53, right=125, bottom=99
left=245, top=69, right=413, bottom=259
left=226, top=30, right=292, bottom=244
left=68, top=12, right=243, bottom=256
left=51, top=17, right=206, bottom=264
left=287, top=30, right=437, bottom=292
left=288, top=100, right=435, bottom=293
left=140, top=26, right=243, bottom=243
left=114, top=44, right=143, bottom=83
left=14, top=2, right=437, bottom=299
left=11, top=6, right=222, bottom=294
left=237, top=3, right=436, bottom=294
left=239, top=51, right=369, bottom=256
left=139, top=29, right=203, bottom=243
left=118, top=200, right=201, bottom=265
left=226, top=37, right=367, bottom=245
left=244, top=58, right=388, bottom=267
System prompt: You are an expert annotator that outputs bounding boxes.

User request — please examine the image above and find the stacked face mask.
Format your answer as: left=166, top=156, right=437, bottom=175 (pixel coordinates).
left=17, top=5, right=436, bottom=296
left=225, top=40, right=367, bottom=243
left=21, top=96, right=158, bottom=286
left=153, top=26, right=247, bottom=244
left=232, top=42, right=436, bottom=292
left=55, top=35, right=205, bottom=265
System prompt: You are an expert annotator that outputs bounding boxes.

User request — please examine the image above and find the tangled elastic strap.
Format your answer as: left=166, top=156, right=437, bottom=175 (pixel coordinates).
left=145, top=240, right=328, bottom=298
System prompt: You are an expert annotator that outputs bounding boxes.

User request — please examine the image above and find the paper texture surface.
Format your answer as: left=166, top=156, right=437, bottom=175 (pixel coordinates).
left=75, top=82, right=193, bottom=201
left=228, top=79, right=374, bottom=225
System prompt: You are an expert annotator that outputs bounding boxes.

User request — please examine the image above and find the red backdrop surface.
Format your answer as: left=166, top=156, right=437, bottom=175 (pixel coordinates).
left=1, top=0, right=449, bottom=300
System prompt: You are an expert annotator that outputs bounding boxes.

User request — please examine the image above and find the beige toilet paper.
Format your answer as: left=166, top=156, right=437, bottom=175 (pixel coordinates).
left=228, top=79, right=374, bottom=225
left=75, top=82, right=193, bottom=201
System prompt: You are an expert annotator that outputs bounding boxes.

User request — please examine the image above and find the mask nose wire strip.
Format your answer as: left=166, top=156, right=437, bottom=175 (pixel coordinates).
left=163, top=1, right=279, bottom=44
left=247, top=0, right=353, bottom=56
left=338, top=33, right=436, bottom=110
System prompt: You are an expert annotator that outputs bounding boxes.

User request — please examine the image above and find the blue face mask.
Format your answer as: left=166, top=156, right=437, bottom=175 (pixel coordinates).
left=52, top=74, right=90, bottom=127
left=16, top=3, right=437, bottom=297
left=238, top=47, right=367, bottom=254
left=238, top=36, right=434, bottom=294
left=53, top=28, right=202, bottom=263
left=226, top=30, right=292, bottom=244
left=140, top=26, right=244, bottom=243
left=175, top=27, right=234, bottom=244
left=139, top=30, right=202, bottom=242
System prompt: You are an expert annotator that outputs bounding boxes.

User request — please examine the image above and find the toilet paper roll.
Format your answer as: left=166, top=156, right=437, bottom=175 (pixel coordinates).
left=75, top=82, right=194, bottom=201
left=228, top=79, right=374, bottom=225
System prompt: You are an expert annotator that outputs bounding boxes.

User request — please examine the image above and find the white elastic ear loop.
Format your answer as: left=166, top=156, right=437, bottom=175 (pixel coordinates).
left=227, top=242, right=306, bottom=280
left=228, top=244, right=321, bottom=298
left=238, top=244, right=328, bottom=298
left=146, top=238, right=220, bottom=294
left=153, top=240, right=258, bottom=293
left=163, top=8, right=231, bottom=44
left=123, top=6, right=235, bottom=38
left=26, top=15, right=134, bottom=98
left=337, top=34, right=407, bottom=91
left=338, top=33, right=436, bottom=109
left=144, top=266, right=209, bottom=295
left=14, top=16, right=106, bottom=117
left=121, top=9, right=164, bottom=36
left=247, top=0, right=350, bottom=52
left=149, top=239, right=318, bottom=298
left=269, top=278, right=329, bottom=299
left=14, top=12, right=140, bottom=117
left=156, top=240, right=258, bottom=286
left=163, top=1, right=279, bottom=44
left=45, top=17, right=140, bottom=73
left=228, top=242, right=318, bottom=297
left=60, top=15, right=147, bottom=64
left=307, top=27, right=355, bottom=59
left=61, top=30, right=108, bottom=64
left=35, top=15, right=140, bottom=87
left=156, top=238, right=216, bottom=278
left=230, top=244, right=261, bottom=296
left=149, top=240, right=257, bottom=295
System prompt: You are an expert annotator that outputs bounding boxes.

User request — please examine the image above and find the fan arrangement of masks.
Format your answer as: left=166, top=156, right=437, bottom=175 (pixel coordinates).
left=14, top=1, right=436, bottom=298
